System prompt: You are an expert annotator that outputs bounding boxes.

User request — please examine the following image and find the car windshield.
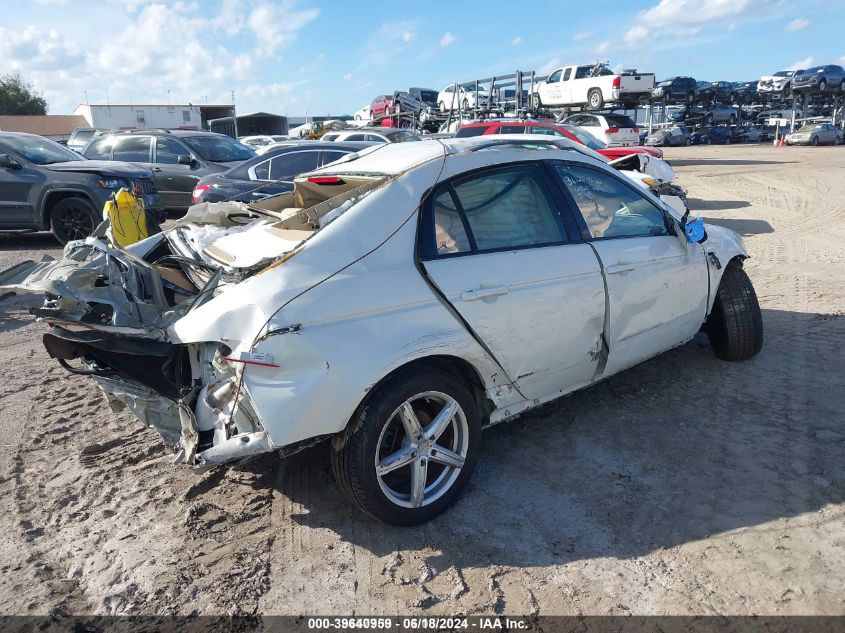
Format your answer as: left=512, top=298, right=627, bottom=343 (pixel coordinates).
left=182, top=135, right=255, bottom=162
left=798, top=125, right=821, bottom=132
left=419, top=90, right=438, bottom=103
left=561, top=126, right=606, bottom=150
left=774, top=71, right=789, bottom=77
left=385, top=130, right=420, bottom=142
left=3, top=135, right=82, bottom=164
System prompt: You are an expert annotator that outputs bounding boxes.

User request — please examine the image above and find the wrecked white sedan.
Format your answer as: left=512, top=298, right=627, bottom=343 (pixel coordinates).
left=2, top=136, right=762, bottom=525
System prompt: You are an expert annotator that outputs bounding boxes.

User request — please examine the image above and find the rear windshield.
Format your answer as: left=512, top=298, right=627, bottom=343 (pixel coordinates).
left=604, top=114, right=637, bottom=128
left=385, top=130, right=420, bottom=142
left=455, top=126, right=489, bottom=138
left=561, top=126, right=606, bottom=150
left=4, top=135, right=82, bottom=164
left=71, top=130, right=95, bottom=143
left=182, top=135, right=255, bottom=162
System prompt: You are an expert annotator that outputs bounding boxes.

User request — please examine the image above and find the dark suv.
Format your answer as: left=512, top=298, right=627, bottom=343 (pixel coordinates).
left=792, top=65, right=845, bottom=94
left=0, top=132, right=162, bottom=244
left=83, top=130, right=255, bottom=211
left=651, top=77, right=697, bottom=104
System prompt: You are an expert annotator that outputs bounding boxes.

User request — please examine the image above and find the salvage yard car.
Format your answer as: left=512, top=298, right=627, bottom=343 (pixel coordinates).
left=785, top=122, right=843, bottom=146
left=646, top=125, right=693, bottom=146
left=191, top=141, right=375, bottom=203
left=1, top=136, right=763, bottom=525
left=531, top=63, right=654, bottom=110
left=0, top=131, right=162, bottom=243
left=83, top=130, right=255, bottom=212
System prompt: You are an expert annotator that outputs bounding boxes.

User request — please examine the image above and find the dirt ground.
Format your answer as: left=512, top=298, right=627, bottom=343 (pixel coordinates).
left=0, top=143, right=843, bottom=617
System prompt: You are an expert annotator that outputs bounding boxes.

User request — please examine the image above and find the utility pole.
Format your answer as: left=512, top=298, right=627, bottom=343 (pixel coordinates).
left=231, top=90, right=239, bottom=138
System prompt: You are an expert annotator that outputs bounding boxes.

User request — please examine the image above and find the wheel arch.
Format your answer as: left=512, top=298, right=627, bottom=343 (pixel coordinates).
left=702, top=223, right=751, bottom=315
left=333, top=353, right=494, bottom=451
left=40, top=188, right=97, bottom=229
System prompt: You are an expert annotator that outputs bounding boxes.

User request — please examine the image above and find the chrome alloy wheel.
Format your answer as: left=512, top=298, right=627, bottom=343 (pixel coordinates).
left=375, top=391, right=469, bottom=508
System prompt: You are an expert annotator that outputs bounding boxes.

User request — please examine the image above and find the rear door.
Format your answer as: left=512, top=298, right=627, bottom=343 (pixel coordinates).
left=550, top=162, right=708, bottom=377
left=152, top=136, right=197, bottom=209
left=420, top=163, right=606, bottom=400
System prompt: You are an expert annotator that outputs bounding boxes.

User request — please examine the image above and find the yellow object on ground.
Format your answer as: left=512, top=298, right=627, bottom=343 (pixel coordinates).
left=104, top=188, right=148, bottom=247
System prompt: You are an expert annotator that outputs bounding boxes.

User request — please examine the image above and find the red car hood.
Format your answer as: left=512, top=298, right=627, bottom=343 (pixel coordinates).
left=598, top=146, right=663, bottom=159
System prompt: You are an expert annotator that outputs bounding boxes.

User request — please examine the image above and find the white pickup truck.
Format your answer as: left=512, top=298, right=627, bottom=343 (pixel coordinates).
left=532, top=64, right=655, bottom=110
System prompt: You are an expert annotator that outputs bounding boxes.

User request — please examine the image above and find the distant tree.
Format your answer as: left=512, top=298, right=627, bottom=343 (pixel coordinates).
left=0, top=71, right=48, bottom=115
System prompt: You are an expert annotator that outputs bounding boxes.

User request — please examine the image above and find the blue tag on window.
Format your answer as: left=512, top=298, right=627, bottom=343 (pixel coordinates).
left=685, top=217, right=705, bottom=243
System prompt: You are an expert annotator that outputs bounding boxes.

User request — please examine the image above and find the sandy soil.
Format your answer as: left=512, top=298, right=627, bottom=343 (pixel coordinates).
left=0, top=144, right=843, bottom=617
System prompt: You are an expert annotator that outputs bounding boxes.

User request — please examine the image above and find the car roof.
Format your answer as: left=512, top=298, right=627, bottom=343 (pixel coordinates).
left=313, top=135, right=601, bottom=177
left=0, top=131, right=43, bottom=139
left=98, top=129, right=232, bottom=139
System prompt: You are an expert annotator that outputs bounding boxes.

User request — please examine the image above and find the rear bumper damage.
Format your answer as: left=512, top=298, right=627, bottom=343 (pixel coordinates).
left=43, top=324, right=273, bottom=470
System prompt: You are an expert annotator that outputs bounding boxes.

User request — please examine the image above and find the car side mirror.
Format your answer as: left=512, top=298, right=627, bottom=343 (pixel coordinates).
left=0, top=153, right=21, bottom=170
left=177, top=155, right=194, bottom=166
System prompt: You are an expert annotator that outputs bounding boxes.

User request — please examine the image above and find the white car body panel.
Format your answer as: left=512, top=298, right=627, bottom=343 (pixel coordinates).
left=1, top=136, right=751, bottom=471
left=591, top=237, right=709, bottom=376
left=424, top=244, right=606, bottom=400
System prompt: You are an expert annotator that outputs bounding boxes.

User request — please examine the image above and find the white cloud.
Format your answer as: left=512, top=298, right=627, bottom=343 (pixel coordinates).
left=363, top=20, right=418, bottom=65
left=787, top=56, right=814, bottom=71
left=0, top=25, right=84, bottom=72
left=511, top=36, right=522, bottom=46
left=343, top=73, right=353, bottom=80
left=617, top=0, right=775, bottom=53
left=538, top=58, right=561, bottom=75
left=639, top=0, right=763, bottom=28
left=249, top=1, right=320, bottom=59
left=596, top=41, right=611, bottom=55
left=623, top=25, right=649, bottom=48
left=574, top=31, right=592, bottom=41
left=440, top=32, right=455, bottom=47
left=786, top=17, right=808, bottom=32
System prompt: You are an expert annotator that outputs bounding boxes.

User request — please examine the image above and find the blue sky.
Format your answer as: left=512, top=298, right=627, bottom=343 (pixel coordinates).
left=1, top=0, right=843, bottom=116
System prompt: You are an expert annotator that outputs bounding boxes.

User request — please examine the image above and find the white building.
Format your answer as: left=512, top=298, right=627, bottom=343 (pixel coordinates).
left=74, top=103, right=229, bottom=130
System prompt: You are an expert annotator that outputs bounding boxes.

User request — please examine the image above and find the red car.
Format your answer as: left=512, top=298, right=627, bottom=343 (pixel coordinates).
left=369, top=94, right=396, bottom=119
left=455, top=119, right=664, bottom=159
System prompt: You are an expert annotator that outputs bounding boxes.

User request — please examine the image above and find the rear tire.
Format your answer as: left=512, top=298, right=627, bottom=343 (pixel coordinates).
left=49, top=197, right=98, bottom=245
left=532, top=93, right=542, bottom=110
left=588, top=89, right=604, bottom=111
left=706, top=261, right=763, bottom=361
left=331, top=365, right=482, bottom=525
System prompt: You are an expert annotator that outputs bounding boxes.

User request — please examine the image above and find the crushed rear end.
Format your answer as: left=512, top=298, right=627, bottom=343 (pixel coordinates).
left=1, top=173, right=387, bottom=471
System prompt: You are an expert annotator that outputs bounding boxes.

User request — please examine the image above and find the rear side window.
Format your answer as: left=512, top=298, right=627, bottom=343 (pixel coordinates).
left=455, top=126, right=489, bottom=137
left=344, top=134, right=367, bottom=141
left=431, top=189, right=471, bottom=255
left=604, top=115, right=637, bottom=128
left=553, top=164, right=669, bottom=239
left=497, top=125, right=527, bottom=134
left=113, top=136, right=151, bottom=162
left=421, top=165, right=567, bottom=257
left=84, top=137, right=115, bottom=160
left=155, top=136, right=188, bottom=164
left=267, top=151, right=321, bottom=181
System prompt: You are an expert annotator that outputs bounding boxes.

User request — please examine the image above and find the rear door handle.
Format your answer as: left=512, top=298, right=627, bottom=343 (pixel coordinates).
left=606, top=263, right=635, bottom=274
left=461, top=285, right=509, bottom=301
